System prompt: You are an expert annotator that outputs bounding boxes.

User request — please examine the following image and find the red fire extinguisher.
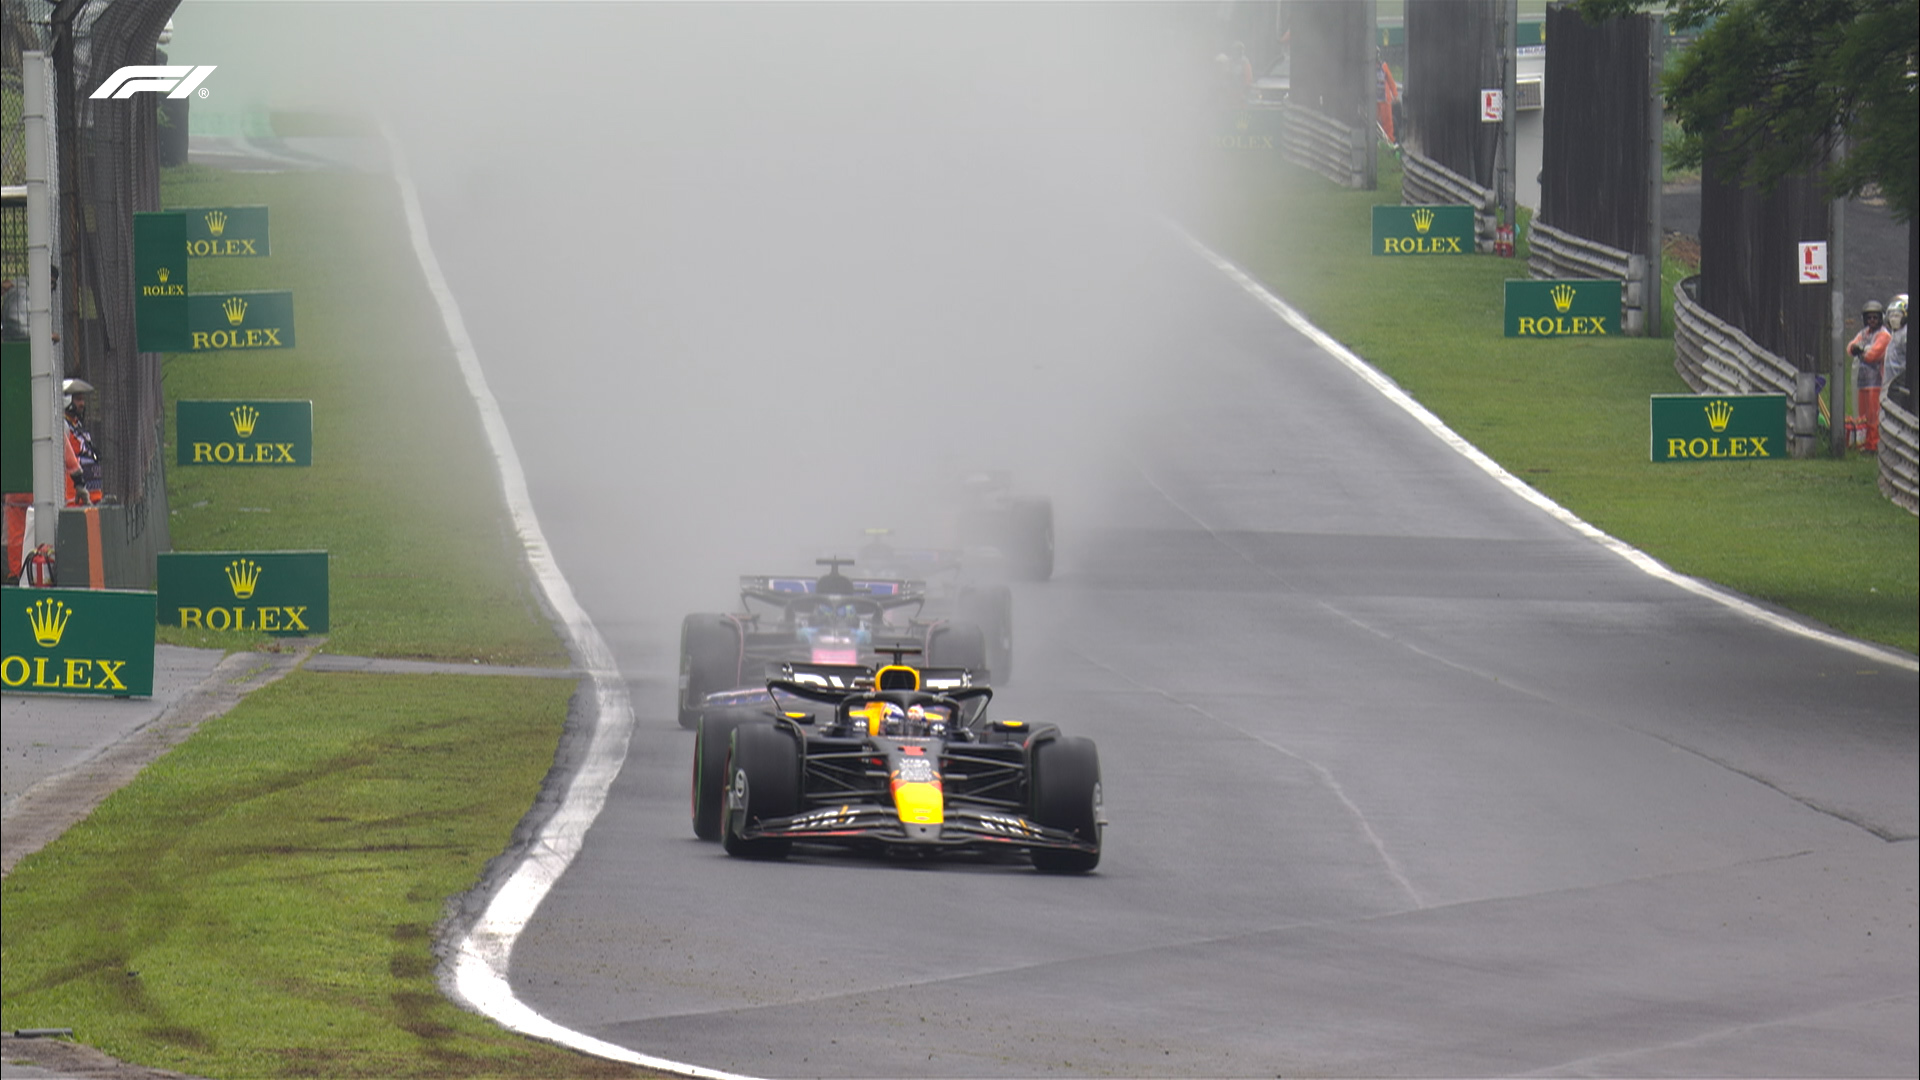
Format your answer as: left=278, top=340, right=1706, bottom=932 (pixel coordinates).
left=1495, top=223, right=1516, bottom=258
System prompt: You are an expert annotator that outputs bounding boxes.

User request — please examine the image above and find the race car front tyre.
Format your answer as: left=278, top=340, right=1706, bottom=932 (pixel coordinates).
left=692, top=712, right=754, bottom=841
left=722, top=723, right=800, bottom=860
left=958, top=585, right=1013, bottom=683
left=1029, top=736, right=1102, bottom=873
left=678, top=614, right=741, bottom=729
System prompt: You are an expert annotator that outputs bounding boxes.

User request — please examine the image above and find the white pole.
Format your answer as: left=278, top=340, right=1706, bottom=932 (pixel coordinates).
left=24, top=52, right=60, bottom=548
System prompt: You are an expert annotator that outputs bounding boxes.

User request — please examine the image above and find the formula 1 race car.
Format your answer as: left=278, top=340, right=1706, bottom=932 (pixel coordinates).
left=853, top=531, right=1015, bottom=681
left=676, top=558, right=990, bottom=728
left=949, top=471, right=1054, bottom=583
left=690, top=654, right=1103, bottom=872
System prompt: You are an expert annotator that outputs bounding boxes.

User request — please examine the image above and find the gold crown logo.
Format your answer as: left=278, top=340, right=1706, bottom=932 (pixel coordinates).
left=1551, top=283, right=1577, bottom=313
left=157, top=266, right=171, bottom=284
left=225, top=558, right=263, bottom=599
left=205, top=210, right=227, bottom=237
left=27, top=597, right=72, bottom=648
left=1235, top=112, right=1249, bottom=132
left=230, top=405, right=259, bottom=438
left=1412, top=208, right=1435, bottom=234
left=1704, top=399, right=1734, bottom=432
left=222, top=296, right=247, bottom=326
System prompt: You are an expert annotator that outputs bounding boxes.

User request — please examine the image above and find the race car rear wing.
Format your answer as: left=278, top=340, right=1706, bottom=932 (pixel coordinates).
left=778, top=661, right=980, bottom=691
left=741, top=575, right=926, bottom=598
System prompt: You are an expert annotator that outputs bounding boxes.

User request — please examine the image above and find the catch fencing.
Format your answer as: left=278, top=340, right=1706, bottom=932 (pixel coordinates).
left=1402, top=0, right=1501, bottom=194
left=1283, top=0, right=1375, bottom=189
left=1698, top=157, right=1829, bottom=373
left=49, top=0, right=178, bottom=581
left=1400, top=0, right=1501, bottom=248
left=1530, top=6, right=1661, bottom=335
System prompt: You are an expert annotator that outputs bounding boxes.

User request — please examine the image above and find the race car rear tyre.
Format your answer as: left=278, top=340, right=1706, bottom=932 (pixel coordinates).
left=722, top=723, right=800, bottom=860
left=678, top=614, right=741, bottom=729
left=958, top=585, right=1014, bottom=683
left=692, top=712, right=754, bottom=841
left=928, top=622, right=988, bottom=679
left=1029, top=736, right=1101, bottom=873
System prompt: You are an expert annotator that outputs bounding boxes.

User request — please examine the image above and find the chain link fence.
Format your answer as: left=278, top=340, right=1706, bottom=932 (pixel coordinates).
left=52, top=0, right=179, bottom=574
left=1403, top=0, right=1502, bottom=191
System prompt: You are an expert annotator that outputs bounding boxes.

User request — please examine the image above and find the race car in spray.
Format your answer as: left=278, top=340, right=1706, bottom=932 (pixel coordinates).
left=676, top=558, right=990, bottom=728
left=946, top=471, right=1054, bottom=583
left=690, top=653, right=1103, bottom=872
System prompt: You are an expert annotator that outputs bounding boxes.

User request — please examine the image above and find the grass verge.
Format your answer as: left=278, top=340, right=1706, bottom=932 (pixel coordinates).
left=1, top=672, right=647, bottom=1079
left=4, top=158, right=658, bottom=1076
left=1191, top=150, right=1916, bottom=655
left=156, top=164, right=566, bottom=667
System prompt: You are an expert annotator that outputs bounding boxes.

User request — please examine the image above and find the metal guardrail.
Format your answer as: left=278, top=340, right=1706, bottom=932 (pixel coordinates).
left=1678, top=275, right=1920, bottom=501
left=1880, top=396, right=1919, bottom=515
left=1279, top=104, right=1369, bottom=190
left=1527, top=220, right=1650, bottom=336
left=1672, top=275, right=1798, bottom=396
left=1400, top=148, right=1496, bottom=252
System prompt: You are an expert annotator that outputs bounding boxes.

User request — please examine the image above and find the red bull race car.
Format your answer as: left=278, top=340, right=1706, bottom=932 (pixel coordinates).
left=690, top=655, right=1103, bottom=873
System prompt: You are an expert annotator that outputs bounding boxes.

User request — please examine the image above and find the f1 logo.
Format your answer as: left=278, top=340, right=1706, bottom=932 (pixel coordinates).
left=91, top=65, right=217, bottom=100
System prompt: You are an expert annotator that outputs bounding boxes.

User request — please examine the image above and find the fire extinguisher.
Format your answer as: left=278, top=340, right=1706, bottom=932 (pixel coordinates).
left=1495, top=223, right=1516, bottom=258
left=23, top=544, right=56, bottom=587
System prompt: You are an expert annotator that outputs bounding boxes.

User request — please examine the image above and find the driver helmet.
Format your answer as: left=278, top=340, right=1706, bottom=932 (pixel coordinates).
left=1862, top=299, right=1884, bottom=322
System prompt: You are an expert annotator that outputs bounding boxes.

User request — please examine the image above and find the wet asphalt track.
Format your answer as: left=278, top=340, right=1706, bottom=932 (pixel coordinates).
left=420, top=218, right=1917, bottom=1077
left=369, top=10, right=1918, bottom=1071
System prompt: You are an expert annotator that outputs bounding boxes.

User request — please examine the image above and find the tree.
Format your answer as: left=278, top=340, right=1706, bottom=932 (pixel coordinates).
left=1581, top=0, right=1918, bottom=222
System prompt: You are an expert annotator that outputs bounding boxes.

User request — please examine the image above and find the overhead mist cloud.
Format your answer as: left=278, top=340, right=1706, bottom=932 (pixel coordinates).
left=168, top=2, right=1233, bottom=622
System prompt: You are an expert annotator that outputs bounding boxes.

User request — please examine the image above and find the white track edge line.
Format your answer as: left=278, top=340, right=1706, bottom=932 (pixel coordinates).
left=1179, top=231, right=1917, bottom=674
left=383, top=122, right=760, bottom=1080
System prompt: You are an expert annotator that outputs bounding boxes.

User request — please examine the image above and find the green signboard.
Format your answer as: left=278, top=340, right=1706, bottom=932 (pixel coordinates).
left=158, top=551, right=329, bottom=635
left=177, top=205, right=271, bottom=258
left=187, top=290, right=296, bottom=352
left=1, top=586, right=156, bottom=697
left=1650, top=394, right=1787, bottom=462
left=177, top=400, right=313, bottom=466
left=133, top=211, right=190, bottom=352
left=1216, top=107, right=1286, bottom=151
left=1504, top=279, right=1622, bottom=337
left=3, top=341, right=29, bottom=493
left=1373, top=205, right=1475, bottom=255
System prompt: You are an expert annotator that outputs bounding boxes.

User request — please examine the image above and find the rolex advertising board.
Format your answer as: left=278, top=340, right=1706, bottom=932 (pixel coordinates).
left=1650, top=394, right=1787, bottom=462
left=1373, top=205, right=1474, bottom=255
left=1505, top=279, right=1622, bottom=337
left=177, top=401, right=313, bottom=466
left=187, top=290, right=296, bottom=352
left=1, top=586, right=157, bottom=697
left=158, top=551, right=328, bottom=635
left=177, top=206, right=270, bottom=258
left=134, top=211, right=190, bottom=352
